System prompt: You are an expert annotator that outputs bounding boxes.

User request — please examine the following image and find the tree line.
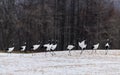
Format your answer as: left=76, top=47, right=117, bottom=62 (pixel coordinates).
left=0, top=0, right=119, bottom=52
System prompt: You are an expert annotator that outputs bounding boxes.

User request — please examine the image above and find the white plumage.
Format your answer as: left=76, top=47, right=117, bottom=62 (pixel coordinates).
left=31, top=44, right=40, bottom=56
left=51, top=44, right=57, bottom=50
left=105, top=43, right=110, bottom=55
left=105, top=43, right=109, bottom=47
left=7, top=47, right=15, bottom=53
left=67, top=45, right=75, bottom=50
left=48, top=44, right=53, bottom=51
left=43, top=44, right=49, bottom=47
left=43, top=43, right=53, bottom=56
left=91, top=43, right=99, bottom=54
left=78, top=40, right=87, bottom=50
left=67, top=45, right=75, bottom=56
left=21, top=46, right=26, bottom=51
left=32, top=44, right=40, bottom=50
left=50, top=43, right=57, bottom=56
left=44, top=44, right=52, bottom=51
left=78, top=40, right=87, bottom=54
left=20, top=42, right=26, bottom=52
left=50, top=39, right=58, bottom=56
left=93, top=43, right=99, bottom=50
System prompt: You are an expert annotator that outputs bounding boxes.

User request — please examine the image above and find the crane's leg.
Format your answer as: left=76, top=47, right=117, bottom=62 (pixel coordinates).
left=49, top=50, right=54, bottom=56
left=20, top=52, right=23, bottom=57
left=32, top=51, right=34, bottom=56
left=80, top=49, right=85, bottom=55
left=9, top=52, right=12, bottom=56
left=91, top=49, right=96, bottom=54
left=105, top=49, right=108, bottom=55
left=91, top=50, right=94, bottom=54
left=7, top=53, right=9, bottom=56
left=105, top=46, right=109, bottom=55
left=95, top=49, right=97, bottom=54
left=20, top=51, right=25, bottom=57
left=86, top=49, right=90, bottom=54
left=45, top=50, right=47, bottom=56
left=7, top=52, right=11, bottom=57
left=52, top=51, right=56, bottom=56
left=68, top=50, right=71, bottom=56
left=51, top=50, right=54, bottom=56
left=80, top=49, right=83, bottom=55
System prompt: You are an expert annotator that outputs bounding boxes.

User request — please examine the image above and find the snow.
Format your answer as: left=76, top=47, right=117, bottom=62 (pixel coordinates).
left=0, top=50, right=120, bottom=75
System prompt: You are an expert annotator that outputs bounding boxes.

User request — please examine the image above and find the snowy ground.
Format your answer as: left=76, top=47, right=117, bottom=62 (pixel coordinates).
left=0, top=50, right=120, bottom=75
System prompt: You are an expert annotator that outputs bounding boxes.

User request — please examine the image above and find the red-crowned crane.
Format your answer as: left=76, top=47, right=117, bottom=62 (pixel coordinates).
left=105, top=42, right=110, bottom=55
left=91, top=43, right=99, bottom=54
left=20, top=42, right=26, bottom=52
left=67, top=44, right=75, bottom=56
left=51, top=40, right=58, bottom=56
left=19, top=42, right=26, bottom=56
left=43, top=40, right=53, bottom=56
left=6, top=43, right=15, bottom=56
left=78, top=40, right=87, bottom=54
left=31, top=41, right=41, bottom=56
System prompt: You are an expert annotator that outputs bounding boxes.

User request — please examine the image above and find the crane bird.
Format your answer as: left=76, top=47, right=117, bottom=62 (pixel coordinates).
left=105, top=43, right=110, bottom=55
left=78, top=40, right=87, bottom=54
left=19, top=42, right=26, bottom=56
left=51, top=40, right=58, bottom=56
left=67, top=44, right=75, bottom=56
left=6, top=43, right=15, bottom=56
left=20, top=42, right=26, bottom=52
left=43, top=40, right=53, bottom=56
left=31, top=41, right=41, bottom=56
left=91, top=43, right=99, bottom=54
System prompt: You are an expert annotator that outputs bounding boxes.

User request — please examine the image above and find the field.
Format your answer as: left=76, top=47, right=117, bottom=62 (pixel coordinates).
left=0, top=50, right=120, bottom=75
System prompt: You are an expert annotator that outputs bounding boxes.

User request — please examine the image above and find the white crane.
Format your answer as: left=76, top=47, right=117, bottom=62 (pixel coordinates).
left=67, top=44, right=75, bottom=56
left=51, top=40, right=58, bottom=56
left=43, top=40, right=53, bottom=56
left=6, top=43, right=15, bottom=56
left=43, top=44, right=53, bottom=56
left=32, top=44, right=40, bottom=50
left=31, top=41, right=41, bottom=56
left=78, top=40, right=87, bottom=54
left=19, top=42, right=26, bottom=56
left=105, top=43, right=110, bottom=55
left=7, top=47, right=15, bottom=53
left=20, top=42, right=26, bottom=52
left=91, top=43, right=99, bottom=54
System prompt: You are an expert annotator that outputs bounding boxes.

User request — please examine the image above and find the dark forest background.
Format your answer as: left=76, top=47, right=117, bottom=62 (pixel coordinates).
left=0, top=0, right=120, bottom=52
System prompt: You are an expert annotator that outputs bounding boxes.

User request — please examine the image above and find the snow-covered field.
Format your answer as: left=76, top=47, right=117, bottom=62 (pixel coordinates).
left=0, top=50, right=120, bottom=75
